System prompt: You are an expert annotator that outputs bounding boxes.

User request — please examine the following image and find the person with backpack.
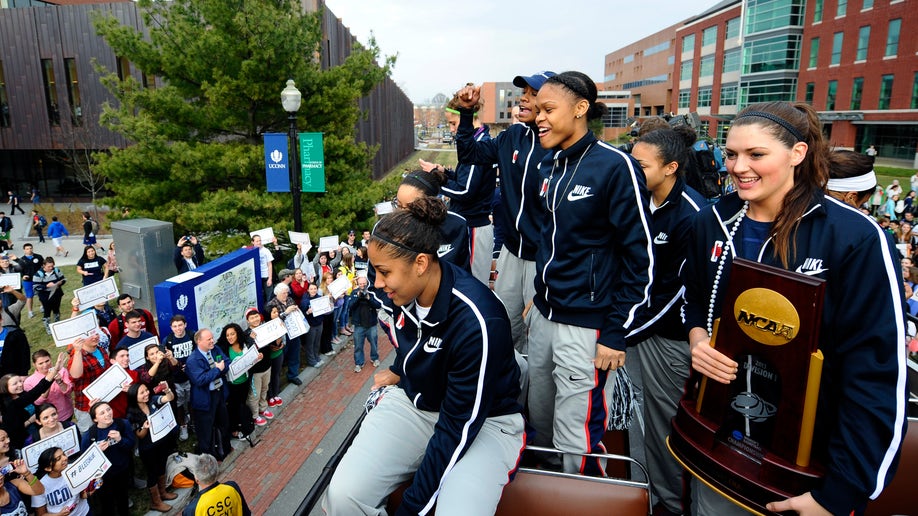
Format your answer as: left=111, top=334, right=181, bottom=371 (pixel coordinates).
left=0, top=211, right=13, bottom=248
left=30, top=210, right=46, bottom=243
left=81, top=211, right=98, bottom=246
left=681, top=134, right=725, bottom=203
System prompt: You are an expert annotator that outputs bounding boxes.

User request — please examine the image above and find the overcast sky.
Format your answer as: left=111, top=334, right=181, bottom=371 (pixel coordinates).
left=323, top=0, right=707, bottom=105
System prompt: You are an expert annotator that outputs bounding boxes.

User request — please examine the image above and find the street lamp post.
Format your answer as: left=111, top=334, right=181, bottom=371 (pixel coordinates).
left=281, top=79, right=303, bottom=232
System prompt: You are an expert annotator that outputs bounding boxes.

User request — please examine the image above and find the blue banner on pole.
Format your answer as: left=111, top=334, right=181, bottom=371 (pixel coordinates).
left=264, top=133, right=290, bottom=192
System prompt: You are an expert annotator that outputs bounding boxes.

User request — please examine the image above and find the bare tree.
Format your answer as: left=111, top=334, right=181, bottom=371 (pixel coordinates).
left=49, top=107, right=109, bottom=219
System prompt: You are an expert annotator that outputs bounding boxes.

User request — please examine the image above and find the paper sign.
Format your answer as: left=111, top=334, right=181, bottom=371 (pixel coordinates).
left=284, top=309, right=309, bottom=339
left=249, top=227, right=275, bottom=244
left=288, top=231, right=311, bottom=246
left=318, top=236, right=339, bottom=253
left=228, top=344, right=260, bottom=382
left=0, top=273, right=21, bottom=290
left=74, top=276, right=119, bottom=311
left=250, top=318, right=287, bottom=349
left=64, top=441, right=111, bottom=492
left=375, top=201, right=395, bottom=216
left=327, top=275, right=351, bottom=299
left=23, top=425, right=80, bottom=472
left=50, top=311, right=99, bottom=348
left=310, top=295, right=333, bottom=316
left=127, top=336, right=159, bottom=370
left=83, top=364, right=132, bottom=404
left=148, top=403, right=178, bottom=443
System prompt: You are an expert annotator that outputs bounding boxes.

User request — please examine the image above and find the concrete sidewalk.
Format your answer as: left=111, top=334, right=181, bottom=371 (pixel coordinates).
left=6, top=202, right=112, bottom=267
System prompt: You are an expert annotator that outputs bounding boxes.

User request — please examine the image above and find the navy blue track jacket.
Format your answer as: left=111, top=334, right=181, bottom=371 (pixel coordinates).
left=381, top=261, right=521, bottom=515
left=533, top=132, right=654, bottom=352
left=456, top=110, right=546, bottom=261
left=441, top=125, right=496, bottom=228
left=681, top=192, right=908, bottom=515
left=626, top=177, right=704, bottom=344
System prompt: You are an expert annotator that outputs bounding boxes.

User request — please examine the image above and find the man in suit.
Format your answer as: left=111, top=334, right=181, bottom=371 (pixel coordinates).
left=186, top=328, right=231, bottom=459
left=174, top=235, right=205, bottom=273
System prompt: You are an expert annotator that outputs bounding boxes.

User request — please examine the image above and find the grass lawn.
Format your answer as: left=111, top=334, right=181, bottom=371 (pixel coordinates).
left=875, top=165, right=915, bottom=192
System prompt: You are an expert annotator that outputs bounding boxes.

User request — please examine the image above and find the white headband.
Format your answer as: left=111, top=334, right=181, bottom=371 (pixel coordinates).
left=826, top=170, right=877, bottom=192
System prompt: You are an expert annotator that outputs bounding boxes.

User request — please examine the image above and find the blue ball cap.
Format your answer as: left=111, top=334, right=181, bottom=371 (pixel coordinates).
left=512, top=71, right=557, bottom=91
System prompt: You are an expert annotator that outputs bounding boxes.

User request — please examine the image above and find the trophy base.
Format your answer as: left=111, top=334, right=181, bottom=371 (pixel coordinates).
left=669, top=400, right=823, bottom=515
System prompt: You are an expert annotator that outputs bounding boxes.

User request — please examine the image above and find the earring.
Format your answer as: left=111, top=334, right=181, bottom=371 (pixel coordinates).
left=575, top=114, right=583, bottom=119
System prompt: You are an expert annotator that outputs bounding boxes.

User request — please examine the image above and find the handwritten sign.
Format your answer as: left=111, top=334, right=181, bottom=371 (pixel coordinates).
left=64, top=441, right=111, bottom=492
left=127, top=336, right=159, bottom=370
left=227, top=344, right=259, bottom=382
left=249, top=227, right=275, bottom=244
left=284, top=309, right=309, bottom=339
left=0, top=273, right=21, bottom=290
left=148, top=403, right=177, bottom=443
left=310, top=295, right=333, bottom=317
left=288, top=230, right=312, bottom=248
left=83, top=364, right=132, bottom=404
left=375, top=201, right=395, bottom=216
left=318, top=236, right=339, bottom=253
left=250, top=318, right=287, bottom=349
left=50, top=311, right=99, bottom=348
left=23, top=425, right=80, bottom=472
left=327, top=276, right=351, bottom=299
left=74, top=276, right=119, bottom=310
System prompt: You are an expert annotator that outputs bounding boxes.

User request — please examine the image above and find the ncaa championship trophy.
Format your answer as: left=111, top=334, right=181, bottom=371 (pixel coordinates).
left=668, top=258, right=827, bottom=515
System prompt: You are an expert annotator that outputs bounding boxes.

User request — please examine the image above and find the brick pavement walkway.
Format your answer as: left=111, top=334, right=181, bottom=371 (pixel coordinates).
left=223, top=335, right=394, bottom=514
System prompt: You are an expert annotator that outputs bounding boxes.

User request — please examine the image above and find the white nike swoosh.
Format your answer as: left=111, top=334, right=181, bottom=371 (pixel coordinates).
left=566, top=191, right=594, bottom=202
left=423, top=343, right=441, bottom=353
left=794, top=266, right=829, bottom=276
left=653, top=237, right=669, bottom=245
left=437, top=247, right=452, bottom=257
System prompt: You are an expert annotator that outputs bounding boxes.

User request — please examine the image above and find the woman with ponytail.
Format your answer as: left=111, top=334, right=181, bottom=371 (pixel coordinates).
left=527, top=70, right=654, bottom=476
left=682, top=101, right=907, bottom=515
left=324, top=196, right=524, bottom=516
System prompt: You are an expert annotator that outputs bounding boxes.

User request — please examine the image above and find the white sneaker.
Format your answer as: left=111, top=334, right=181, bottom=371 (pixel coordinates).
left=27, top=311, right=34, bottom=318
left=179, top=426, right=189, bottom=441
left=372, top=360, right=380, bottom=367
left=324, top=349, right=338, bottom=356
left=354, top=364, right=362, bottom=373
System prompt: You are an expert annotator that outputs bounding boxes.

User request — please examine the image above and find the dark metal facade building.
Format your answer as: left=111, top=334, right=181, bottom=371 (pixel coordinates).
left=0, top=1, right=413, bottom=195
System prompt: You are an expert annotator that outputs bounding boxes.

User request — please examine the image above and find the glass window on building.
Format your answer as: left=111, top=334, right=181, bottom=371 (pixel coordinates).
left=741, top=78, right=798, bottom=105
left=743, top=34, right=802, bottom=74
left=681, top=59, right=694, bottom=81
left=878, top=74, right=894, bottom=109
left=805, top=82, right=815, bottom=103
left=862, top=0, right=873, bottom=9
left=720, top=84, right=738, bottom=105
left=64, top=58, right=82, bottom=126
left=814, top=0, right=823, bottom=22
left=809, top=37, right=820, bottom=68
left=698, top=87, right=713, bottom=107
left=831, top=32, right=843, bottom=65
left=745, top=0, right=806, bottom=34
left=912, top=72, right=918, bottom=109
left=885, top=19, right=901, bottom=57
left=856, top=26, right=870, bottom=61
left=679, top=90, right=691, bottom=109
left=836, top=0, right=847, bottom=17
left=850, top=77, right=864, bottom=109
left=700, top=121, right=711, bottom=139
left=702, top=26, right=718, bottom=47
left=0, top=62, right=9, bottom=128
left=41, top=59, right=60, bottom=126
left=682, top=34, right=695, bottom=53
left=826, top=80, right=837, bottom=110
left=723, top=49, right=741, bottom=73
left=602, top=106, right=628, bottom=128
left=726, top=17, right=741, bottom=40
left=717, top=123, right=730, bottom=146
left=700, top=55, right=715, bottom=77
left=142, top=73, right=156, bottom=90
left=116, top=56, right=131, bottom=81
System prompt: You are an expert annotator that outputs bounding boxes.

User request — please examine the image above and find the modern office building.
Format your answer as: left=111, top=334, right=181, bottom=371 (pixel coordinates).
left=0, top=0, right=414, bottom=195
left=604, top=0, right=917, bottom=163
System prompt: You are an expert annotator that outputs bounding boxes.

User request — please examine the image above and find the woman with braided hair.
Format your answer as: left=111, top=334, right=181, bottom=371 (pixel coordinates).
left=682, top=101, right=906, bottom=515
left=324, top=196, right=524, bottom=516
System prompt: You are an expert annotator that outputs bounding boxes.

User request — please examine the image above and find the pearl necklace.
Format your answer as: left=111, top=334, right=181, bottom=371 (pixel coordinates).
left=706, top=201, right=749, bottom=336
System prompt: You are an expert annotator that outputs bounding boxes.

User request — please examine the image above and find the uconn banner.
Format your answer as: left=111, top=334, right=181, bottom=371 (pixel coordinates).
left=264, top=133, right=290, bottom=192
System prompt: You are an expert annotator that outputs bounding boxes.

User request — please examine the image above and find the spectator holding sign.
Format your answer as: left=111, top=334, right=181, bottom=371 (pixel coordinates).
left=242, top=309, right=274, bottom=426
left=24, top=349, right=73, bottom=424
left=67, top=333, right=110, bottom=433
left=161, top=315, right=193, bottom=441
left=80, top=401, right=135, bottom=516
left=24, top=403, right=78, bottom=447
left=266, top=283, right=300, bottom=391
left=1, top=366, right=57, bottom=449
left=127, top=382, right=178, bottom=512
left=34, top=446, right=90, bottom=516
left=217, top=323, right=258, bottom=441
left=250, top=234, right=275, bottom=303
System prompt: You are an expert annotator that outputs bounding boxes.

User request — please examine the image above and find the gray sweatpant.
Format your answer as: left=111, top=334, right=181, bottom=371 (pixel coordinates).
left=635, top=333, right=692, bottom=513
left=692, top=477, right=754, bottom=515
left=323, top=387, right=525, bottom=516
left=493, top=247, right=536, bottom=354
left=527, top=309, right=615, bottom=475
left=469, top=223, right=494, bottom=286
